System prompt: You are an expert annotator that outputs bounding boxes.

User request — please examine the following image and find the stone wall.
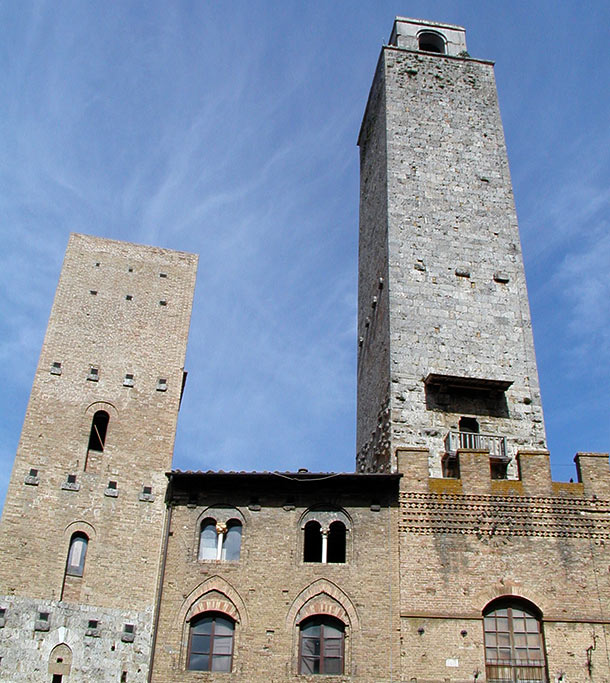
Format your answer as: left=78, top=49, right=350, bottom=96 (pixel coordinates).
left=357, top=26, right=547, bottom=478
left=0, top=596, right=152, bottom=681
left=356, top=53, right=392, bottom=473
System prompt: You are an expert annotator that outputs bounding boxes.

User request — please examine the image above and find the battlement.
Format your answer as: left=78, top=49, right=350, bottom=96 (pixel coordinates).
left=397, top=447, right=610, bottom=499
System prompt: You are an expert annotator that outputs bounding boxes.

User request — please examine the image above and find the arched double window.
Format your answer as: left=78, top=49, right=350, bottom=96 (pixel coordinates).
left=299, top=616, right=345, bottom=674
left=188, top=612, right=235, bottom=672
left=65, top=532, right=88, bottom=577
left=483, top=599, right=547, bottom=683
left=198, top=518, right=242, bottom=561
left=302, top=509, right=349, bottom=564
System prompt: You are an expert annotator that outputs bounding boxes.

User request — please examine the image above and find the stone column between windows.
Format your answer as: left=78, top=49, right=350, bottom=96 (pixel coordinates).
left=321, top=527, right=329, bottom=564
left=215, top=522, right=227, bottom=561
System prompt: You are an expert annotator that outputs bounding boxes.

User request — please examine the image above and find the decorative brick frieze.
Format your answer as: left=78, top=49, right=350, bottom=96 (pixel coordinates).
left=400, top=491, right=610, bottom=538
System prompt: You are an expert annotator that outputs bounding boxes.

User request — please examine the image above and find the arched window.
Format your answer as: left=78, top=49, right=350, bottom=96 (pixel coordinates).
left=483, top=599, right=547, bottom=683
left=299, top=616, right=345, bottom=675
left=87, top=411, right=109, bottom=452
left=303, top=517, right=347, bottom=564
left=199, top=519, right=218, bottom=560
left=66, top=532, right=88, bottom=577
left=303, top=521, right=322, bottom=563
left=198, top=518, right=242, bottom=561
left=418, top=31, right=446, bottom=54
left=188, top=612, right=235, bottom=672
left=327, top=521, right=346, bottom=564
left=223, top=519, right=242, bottom=561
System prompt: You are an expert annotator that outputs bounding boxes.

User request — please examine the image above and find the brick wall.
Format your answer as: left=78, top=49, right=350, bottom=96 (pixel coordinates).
left=0, top=233, right=197, bottom=681
left=150, top=473, right=400, bottom=683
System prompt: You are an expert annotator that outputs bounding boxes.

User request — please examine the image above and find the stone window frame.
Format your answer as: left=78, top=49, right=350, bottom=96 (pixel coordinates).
left=299, top=507, right=352, bottom=565
left=195, top=506, right=245, bottom=563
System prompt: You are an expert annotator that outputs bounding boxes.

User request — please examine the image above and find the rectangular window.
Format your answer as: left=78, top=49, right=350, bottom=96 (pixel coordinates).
left=122, top=623, right=136, bottom=642
left=35, top=612, right=50, bottom=631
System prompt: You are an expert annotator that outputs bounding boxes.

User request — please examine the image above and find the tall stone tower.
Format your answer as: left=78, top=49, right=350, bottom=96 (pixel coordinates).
left=0, top=234, right=197, bottom=681
left=356, top=17, right=546, bottom=478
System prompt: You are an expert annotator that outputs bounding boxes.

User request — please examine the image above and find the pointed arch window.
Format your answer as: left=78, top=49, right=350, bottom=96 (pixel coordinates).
left=299, top=616, right=345, bottom=674
left=87, top=411, right=109, bottom=452
left=483, top=599, right=547, bottom=682
left=188, top=612, right=235, bottom=672
left=66, top=532, right=88, bottom=577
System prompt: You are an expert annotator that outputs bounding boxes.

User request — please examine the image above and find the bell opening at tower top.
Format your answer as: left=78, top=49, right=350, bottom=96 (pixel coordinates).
left=388, top=17, right=467, bottom=57
left=418, top=31, right=445, bottom=54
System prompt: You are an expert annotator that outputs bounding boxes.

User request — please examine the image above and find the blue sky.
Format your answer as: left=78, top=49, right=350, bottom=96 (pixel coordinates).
left=1, top=1, right=608, bottom=507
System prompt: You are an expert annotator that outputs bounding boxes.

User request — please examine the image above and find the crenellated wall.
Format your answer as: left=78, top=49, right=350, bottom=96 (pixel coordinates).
left=397, top=447, right=610, bottom=681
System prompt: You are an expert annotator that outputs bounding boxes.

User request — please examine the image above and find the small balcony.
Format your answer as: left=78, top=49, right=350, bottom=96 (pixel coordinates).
left=443, top=431, right=509, bottom=480
left=444, top=431, right=508, bottom=459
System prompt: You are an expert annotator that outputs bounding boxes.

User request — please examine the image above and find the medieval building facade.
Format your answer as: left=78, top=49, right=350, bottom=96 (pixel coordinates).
left=0, top=17, right=608, bottom=683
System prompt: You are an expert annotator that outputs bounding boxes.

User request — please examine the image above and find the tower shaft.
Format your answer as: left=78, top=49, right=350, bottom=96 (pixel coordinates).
left=357, top=18, right=546, bottom=476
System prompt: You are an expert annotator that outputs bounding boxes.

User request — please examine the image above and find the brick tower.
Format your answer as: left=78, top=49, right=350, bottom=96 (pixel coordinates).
left=0, top=234, right=197, bottom=681
left=356, top=17, right=546, bottom=478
